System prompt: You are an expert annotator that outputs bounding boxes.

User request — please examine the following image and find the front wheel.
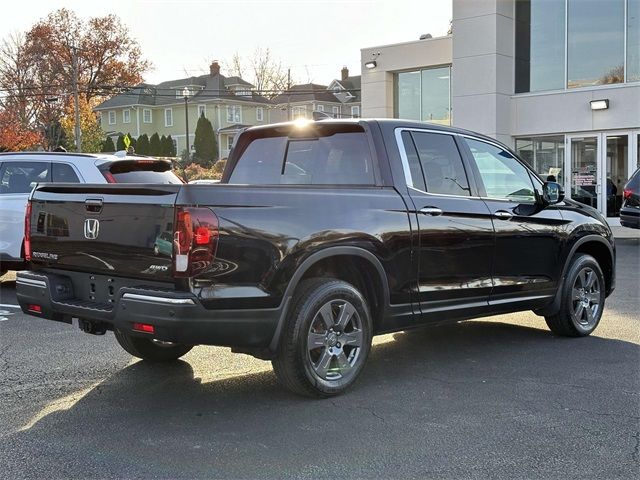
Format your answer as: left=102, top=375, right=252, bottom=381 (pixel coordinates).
left=114, top=330, right=193, bottom=362
left=272, top=278, right=373, bottom=397
left=545, top=254, right=606, bottom=337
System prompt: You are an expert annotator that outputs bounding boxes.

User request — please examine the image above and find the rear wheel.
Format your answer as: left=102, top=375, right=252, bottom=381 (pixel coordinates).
left=114, top=330, right=193, bottom=362
left=272, top=278, right=373, bottom=397
left=545, top=254, right=605, bottom=337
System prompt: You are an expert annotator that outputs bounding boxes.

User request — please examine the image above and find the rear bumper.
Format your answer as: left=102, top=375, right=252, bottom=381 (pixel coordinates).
left=15, top=270, right=282, bottom=349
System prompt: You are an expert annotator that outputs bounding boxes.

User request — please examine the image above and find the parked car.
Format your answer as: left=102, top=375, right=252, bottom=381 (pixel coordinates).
left=620, top=167, right=640, bottom=229
left=16, top=119, right=615, bottom=397
left=0, top=151, right=182, bottom=276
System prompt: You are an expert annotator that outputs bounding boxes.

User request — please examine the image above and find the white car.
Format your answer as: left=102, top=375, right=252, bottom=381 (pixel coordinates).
left=0, top=151, right=182, bottom=275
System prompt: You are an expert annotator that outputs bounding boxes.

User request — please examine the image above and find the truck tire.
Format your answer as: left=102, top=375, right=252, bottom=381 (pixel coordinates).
left=114, top=330, right=193, bottom=362
left=545, top=254, right=605, bottom=337
left=272, top=278, right=373, bottom=397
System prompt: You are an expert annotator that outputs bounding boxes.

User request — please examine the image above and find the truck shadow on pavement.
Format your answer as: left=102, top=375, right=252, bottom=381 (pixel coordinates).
left=4, top=321, right=639, bottom=478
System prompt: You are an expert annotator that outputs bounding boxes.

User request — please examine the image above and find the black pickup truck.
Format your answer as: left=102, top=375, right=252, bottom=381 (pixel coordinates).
left=17, top=119, right=615, bottom=397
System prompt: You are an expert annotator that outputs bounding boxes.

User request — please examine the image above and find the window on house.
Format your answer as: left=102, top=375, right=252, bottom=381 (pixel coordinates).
left=108, top=111, right=116, bottom=125
left=351, top=106, right=360, bottom=118
left=122, top=109, right=131, bottom=124
left=256, top=107, right=264, bottom=121
left=143, top=109, right=152, bottom=123
left=198, top=105, right=206, bottom=118
left=332, top=106, right=340, bottom=118
left=316, top=104, right=325, bottom=112
left=176, top=89, right=189, bottom=99
left=292, top=106, right=307, bottom=119
left=227, top=105, right=241, bottom=123
left=227, top=136, right=234, bottom=151
left=96, top=112, right=102, bottom=126
left=165, top=108, right=173, bottom=127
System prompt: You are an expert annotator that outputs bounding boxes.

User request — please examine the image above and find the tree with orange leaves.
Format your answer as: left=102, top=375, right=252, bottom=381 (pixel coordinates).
left=0, top=108, right=42, bottom=151
left=0, top=9, right=150, bottom=150
left=59, top=94, right=104, bottom=153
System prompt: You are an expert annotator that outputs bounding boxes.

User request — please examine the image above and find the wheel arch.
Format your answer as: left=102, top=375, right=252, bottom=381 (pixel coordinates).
left=535, top=234, right=615, bottom=316
left=269, top=247, right=391, bottom=351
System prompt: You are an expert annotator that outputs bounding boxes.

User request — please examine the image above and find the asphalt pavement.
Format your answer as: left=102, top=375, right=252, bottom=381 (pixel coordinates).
left=1, top=240, right=638, bottom=479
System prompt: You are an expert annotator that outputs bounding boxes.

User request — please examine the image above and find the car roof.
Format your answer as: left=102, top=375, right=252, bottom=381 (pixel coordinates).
left=0, top=151, right=168, bottom=166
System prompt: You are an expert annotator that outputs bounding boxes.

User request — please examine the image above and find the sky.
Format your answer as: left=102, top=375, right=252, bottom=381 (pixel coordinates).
left=2, top=0, right=451, bottom=86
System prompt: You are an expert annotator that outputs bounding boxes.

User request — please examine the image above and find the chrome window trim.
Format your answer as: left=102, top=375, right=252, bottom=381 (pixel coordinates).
left=394, top=127, right=479, bottom=199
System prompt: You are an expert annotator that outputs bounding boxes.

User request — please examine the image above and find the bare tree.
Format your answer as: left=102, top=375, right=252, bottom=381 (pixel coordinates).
left=226, top=48, right=291, bottom=97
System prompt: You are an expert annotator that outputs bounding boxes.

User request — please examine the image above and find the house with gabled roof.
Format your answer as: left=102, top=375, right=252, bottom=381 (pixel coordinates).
left=272, top=67, right=361, bottom=120
left=94, top=61, right=273, bottom=159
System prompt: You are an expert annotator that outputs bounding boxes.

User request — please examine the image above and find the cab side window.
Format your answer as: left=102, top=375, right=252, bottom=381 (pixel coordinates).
left=51, top=163, right=80, bottom=183
left=465, top=138, right=536, bottom=203
left=411, top=132, right=471, bottom=196
left=0, top=162, right=50, bottom=194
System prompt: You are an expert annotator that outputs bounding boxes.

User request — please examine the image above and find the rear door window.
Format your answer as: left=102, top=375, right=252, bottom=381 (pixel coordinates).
left=52, top=163, right=80, bottom=183
left=0, top=161, right=50, bottom=194
left=410, top=132, right=471, bottom=196
left=228, top=131, right=375, bottom=185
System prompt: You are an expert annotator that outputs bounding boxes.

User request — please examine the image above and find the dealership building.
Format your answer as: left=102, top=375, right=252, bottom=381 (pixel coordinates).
left=361, top=0, right=640, bottom=225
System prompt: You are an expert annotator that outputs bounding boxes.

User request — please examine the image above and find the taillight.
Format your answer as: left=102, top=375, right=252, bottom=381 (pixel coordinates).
left=623, top=188, right=632, bottom=200
left=173, top=207, right=219, bottom=277
left=24, top=200, right=32, bottom=261
left=102, top=171, right=117, bottom=183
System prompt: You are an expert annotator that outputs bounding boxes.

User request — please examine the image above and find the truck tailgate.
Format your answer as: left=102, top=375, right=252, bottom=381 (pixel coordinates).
left=28, top=184, right=180, bottom=281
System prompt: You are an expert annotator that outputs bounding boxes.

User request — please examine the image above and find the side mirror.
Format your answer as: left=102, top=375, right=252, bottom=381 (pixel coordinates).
left=542, top=181, right=564, bottom=205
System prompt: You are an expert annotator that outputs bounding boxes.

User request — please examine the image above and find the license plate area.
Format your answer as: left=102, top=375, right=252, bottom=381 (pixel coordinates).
left=75, top=274, right=120, bottom=307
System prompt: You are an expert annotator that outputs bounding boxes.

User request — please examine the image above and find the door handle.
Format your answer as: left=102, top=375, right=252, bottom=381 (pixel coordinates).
left=85, top=198, right=103, bottom=214
left=494, top=210, right=513, bottom=220
left=420, top=207, right=443, bottom=216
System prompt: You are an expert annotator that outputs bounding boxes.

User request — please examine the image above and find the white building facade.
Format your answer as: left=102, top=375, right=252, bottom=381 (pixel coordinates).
left=361, top=0, right=640, bottom=224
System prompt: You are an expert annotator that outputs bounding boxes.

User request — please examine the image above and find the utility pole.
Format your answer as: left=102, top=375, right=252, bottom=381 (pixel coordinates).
left=286, top=68, right=291, bottom=121
left=183, top=88, right=191, bottom=160
left=72, top=46, right=81, bottom=152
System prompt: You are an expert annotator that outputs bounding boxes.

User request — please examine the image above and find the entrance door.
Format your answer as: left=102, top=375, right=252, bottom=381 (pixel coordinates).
left=568, top=135, right=600, bottom=211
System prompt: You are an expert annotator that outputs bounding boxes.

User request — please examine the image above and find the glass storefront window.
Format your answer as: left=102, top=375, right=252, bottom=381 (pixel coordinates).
left=516, top=136, right=565, bottom=184
left=515, top=0, right=565, bottom=93
left=516, top=0, right=636, bottom=92
left=606, top=135, right=629, bottom=217
left=628, top=0, right=640, bottom=82
left=567, top=0, right=625, bottom=88
left=396, top=71, right=421, bottom=122
left=396, top=66, right=451, bottom=125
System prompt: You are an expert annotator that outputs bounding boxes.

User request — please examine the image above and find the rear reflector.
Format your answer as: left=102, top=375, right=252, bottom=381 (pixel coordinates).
left=24, top=200, right=32, bottom=261
left=28, top=304, right=42, bottom=313
left=132, top=323, right=155, bottom=334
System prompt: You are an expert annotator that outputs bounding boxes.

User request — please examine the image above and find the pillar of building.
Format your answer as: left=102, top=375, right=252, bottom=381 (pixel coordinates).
left=451, top=0, right=515, bottom=146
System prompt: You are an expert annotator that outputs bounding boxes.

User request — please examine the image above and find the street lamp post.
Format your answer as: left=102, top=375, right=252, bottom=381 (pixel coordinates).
left=183, top=87, right=192, bottom=160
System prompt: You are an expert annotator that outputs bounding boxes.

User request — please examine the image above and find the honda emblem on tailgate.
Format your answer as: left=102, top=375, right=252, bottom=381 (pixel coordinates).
left=84, top=218, right=100, bottom=239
